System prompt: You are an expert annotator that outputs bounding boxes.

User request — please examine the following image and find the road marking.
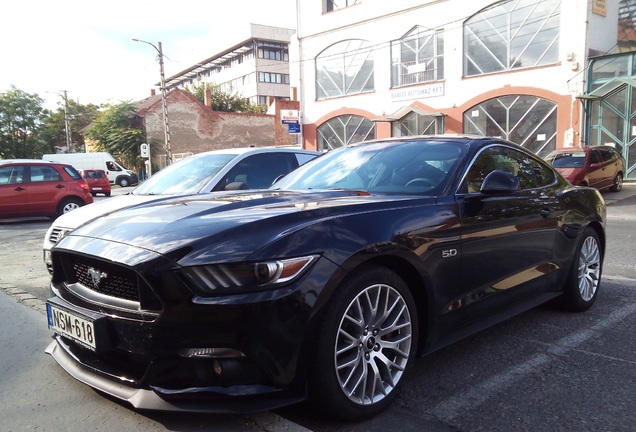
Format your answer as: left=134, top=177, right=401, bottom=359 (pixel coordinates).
left=429, top=300, right=636, bottom=421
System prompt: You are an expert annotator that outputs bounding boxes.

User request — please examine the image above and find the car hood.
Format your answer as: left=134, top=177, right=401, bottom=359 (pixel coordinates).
left=50, top=194, right=176, bottom=230
left=553, top=167, right=581, bottom=181
left=60, top=190, right=428, bottom=265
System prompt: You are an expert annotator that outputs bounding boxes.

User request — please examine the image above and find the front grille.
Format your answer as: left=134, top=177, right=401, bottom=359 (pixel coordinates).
left=66, top=255, right=140, bottom=302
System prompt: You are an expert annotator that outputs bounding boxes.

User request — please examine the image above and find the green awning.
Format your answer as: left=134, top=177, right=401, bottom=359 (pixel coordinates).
left=577, top=77, right=636, bottom=100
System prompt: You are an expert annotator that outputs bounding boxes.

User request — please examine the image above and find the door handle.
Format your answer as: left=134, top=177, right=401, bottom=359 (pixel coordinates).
left=14, top=187, right=25, bottom=191
left=55, top=184, right=65, bottom=189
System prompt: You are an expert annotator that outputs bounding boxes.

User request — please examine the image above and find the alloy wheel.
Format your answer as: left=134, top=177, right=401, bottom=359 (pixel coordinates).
left=334, top=283, right=413, bottom=405
left=578, top=236, right=601, bottom=301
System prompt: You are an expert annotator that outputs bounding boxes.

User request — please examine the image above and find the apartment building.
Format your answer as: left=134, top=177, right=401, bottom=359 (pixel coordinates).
left=292, top=0, right=633, bottom=179
left=164, top=24, right=295, bottom=106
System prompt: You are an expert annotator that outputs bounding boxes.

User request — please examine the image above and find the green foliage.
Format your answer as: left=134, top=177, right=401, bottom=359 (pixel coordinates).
left=0, top=85, right=48, bottom=159
left=185, top=82, right=267, bottom=114
left=83, top=101, right=145, bottom=169
left=39, top=100, right=100, bottom=153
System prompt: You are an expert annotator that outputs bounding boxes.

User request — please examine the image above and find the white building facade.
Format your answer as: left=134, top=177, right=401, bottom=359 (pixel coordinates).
left=293, top=0, right=627, bottom=172
left=165, top=24, right=295, bottom=106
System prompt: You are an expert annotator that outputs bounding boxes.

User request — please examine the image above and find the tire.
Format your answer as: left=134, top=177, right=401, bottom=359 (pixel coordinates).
left=118, top=177, right=130, bottom=188
left=609, top=172, right=623, bottom=192
left=57, top=198, right=83, bottom=216
left=311, top=265, right=418, bottom=421
left=561, top=228, right=602, bottom=311
left=104, top=191, right=111, bottom=197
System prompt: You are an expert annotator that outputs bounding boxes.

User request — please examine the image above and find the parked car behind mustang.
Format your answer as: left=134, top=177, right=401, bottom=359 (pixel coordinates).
left=43, top=147, right=320, bottom=273
left=543, top=145, right=625, bottom=192
left=79, top=169, right=112, bottom=197
left=0, top=159, right=93, bottom=219
left=45, top=136, right=606, bottom=421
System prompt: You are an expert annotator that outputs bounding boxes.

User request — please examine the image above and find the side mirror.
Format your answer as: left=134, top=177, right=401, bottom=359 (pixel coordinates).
left=480, top=170, right=520, bottom=193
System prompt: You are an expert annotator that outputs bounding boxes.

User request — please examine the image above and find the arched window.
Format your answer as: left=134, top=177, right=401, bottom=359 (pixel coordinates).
left=463, top=95, right=557, bottom=154
left=317, top=115, right=376, bottom=151
left=393, top=111, right=444, bottom=137
left=464, top=0, right=560, bottom=76
left=316, top=40, right=374, bottom=99
left=391, top=26, right=444, bottom=87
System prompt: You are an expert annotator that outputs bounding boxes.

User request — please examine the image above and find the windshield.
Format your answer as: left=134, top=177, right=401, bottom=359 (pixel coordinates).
left=132, top=153, right=237, bottom=195
left=273, top=140, right=466, bottom=195
left=545, top=151, right=586, bottom=168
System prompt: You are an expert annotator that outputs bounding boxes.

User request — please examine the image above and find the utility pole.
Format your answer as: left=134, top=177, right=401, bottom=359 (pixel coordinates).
left=62, top=90, right=72, bottom=152
left=133, top=39, right=172, bottom=166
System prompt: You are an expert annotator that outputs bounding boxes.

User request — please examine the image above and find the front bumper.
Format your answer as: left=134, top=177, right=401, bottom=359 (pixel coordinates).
left=45, top=337, right=304, bottom=413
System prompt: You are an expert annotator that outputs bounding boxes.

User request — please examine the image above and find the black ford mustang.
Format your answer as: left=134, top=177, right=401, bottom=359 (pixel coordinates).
left=45, top=136, right=606, bottom=420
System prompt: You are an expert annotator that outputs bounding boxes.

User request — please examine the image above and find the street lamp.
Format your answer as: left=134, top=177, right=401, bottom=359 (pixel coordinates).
left=133, top=38, right=172, bottom=166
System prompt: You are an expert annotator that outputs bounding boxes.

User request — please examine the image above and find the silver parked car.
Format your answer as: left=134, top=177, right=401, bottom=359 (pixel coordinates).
left=43, top=147, right=320, bottom=273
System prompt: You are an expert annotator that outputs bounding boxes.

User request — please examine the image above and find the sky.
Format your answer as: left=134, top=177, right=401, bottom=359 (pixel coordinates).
left=1, top=0, right=297, bottom=110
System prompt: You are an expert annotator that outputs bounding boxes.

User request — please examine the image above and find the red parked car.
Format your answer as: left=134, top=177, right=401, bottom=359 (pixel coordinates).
left=0, top=159, right=93, bottom=219
left=544, top=145, right=625, bottom=192
left=79, top=169, right=112, bottom=197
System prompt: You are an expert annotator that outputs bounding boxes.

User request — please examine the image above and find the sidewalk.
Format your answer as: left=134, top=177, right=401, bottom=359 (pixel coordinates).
left=602, top=181, right=636, bottom=205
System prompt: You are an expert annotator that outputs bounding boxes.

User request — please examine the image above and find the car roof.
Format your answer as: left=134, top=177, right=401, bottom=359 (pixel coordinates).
left=0, top=159, right=70, bottom=166
left=194, top=147, right=321, bottom=157
left=549, top=146, right=619, bottom=153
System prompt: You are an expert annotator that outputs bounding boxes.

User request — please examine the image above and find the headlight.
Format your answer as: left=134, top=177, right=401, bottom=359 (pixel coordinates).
left=181, top=255, right=318, bottom=295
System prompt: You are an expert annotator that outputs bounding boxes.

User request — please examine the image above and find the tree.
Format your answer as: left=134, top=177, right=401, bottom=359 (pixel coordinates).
left=0, top=85, right=48, bottom=158
left=83, top=101, right=145, bottom=170
left=185, top=82, right=267, bottom=114
left=39, top=100, right=100, bottom=154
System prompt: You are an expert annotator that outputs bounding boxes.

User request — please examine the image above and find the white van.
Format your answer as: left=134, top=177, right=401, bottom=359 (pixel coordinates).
left=42, top=152, right=139, bottom=187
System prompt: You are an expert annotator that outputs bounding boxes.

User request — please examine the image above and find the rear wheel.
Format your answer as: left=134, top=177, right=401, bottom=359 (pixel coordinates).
left=57, top=197, right=83, bottom=216
left=609, top=172, right=623, bottom=192
left=561, top=228, right=602, bottom=311
left=311, top=265, right=418, bottom=420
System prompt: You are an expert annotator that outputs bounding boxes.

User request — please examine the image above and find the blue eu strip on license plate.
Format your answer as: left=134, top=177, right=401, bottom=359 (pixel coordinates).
left=47, top=303, right=97, bottom=351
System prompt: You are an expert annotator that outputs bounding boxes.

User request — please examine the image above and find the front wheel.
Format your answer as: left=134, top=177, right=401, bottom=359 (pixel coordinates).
left=561, top=227, right=602, bottom=311
left=311, top=265, right=418, bottom=421
left=118, top=177, right=130, bottom=187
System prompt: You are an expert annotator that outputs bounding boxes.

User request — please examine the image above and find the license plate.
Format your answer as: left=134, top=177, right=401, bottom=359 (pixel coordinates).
left=93, top=187, right=102, bottom=190
left=47, top=304, right=97, bottom=351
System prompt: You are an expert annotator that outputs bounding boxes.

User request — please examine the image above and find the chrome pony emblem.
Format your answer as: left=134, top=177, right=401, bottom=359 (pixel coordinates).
left=88, top=267, right=107, bottom=288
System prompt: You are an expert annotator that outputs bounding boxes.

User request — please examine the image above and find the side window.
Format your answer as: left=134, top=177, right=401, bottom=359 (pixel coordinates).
left=215, top=153, right=297, bottom=191
left=599, top=149, right=615, bottom=163
left=30, top=166, right=62, bottom=183
left=462, top=146, right=555, bottom=192
left=0, top=166, right=25, bottom=184
left=589, top=150, right=601, bottom=165
left=64, top=166, right=82, bottom=180
left=106, top=161, right=122, bottom=171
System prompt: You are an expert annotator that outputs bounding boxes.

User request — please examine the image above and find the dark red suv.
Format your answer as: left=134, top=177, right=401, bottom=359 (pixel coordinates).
left=0, top=159, right=93, bottom=219
left=544, top=145, right=625, bottom=192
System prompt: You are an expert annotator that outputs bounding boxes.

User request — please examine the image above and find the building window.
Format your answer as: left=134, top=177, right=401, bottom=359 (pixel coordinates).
left=317, top=115, right=376, bottom=151
left=391, top=27, right=444, bottom=87
left=392, top=112, right=444, bottom=137
left=258, top=48, right=289, bottom=62
left=258, top=72, right=289, bottom=84
left=324, top=0, right=359, bottom=13
left=463, top=95, right=557, bottom=154
left=316, top=40, right=374, bottom=100
left=463, top=0, right=560, bottom=77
